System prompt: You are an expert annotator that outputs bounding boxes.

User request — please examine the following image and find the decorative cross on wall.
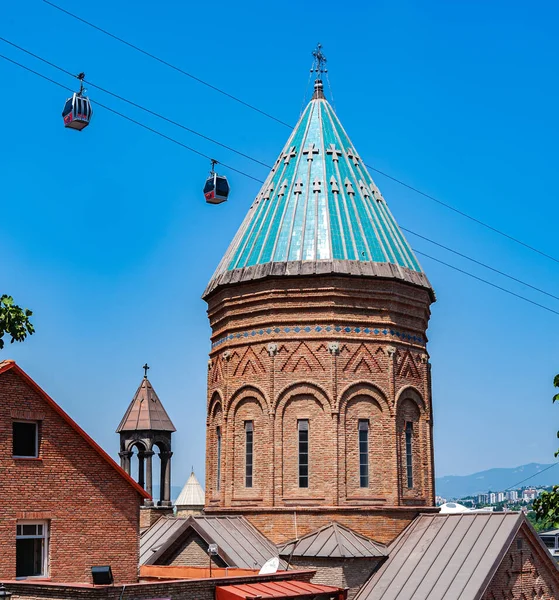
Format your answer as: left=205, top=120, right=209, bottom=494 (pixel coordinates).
left=303, top=143, right=320, bottom=162
left=282, top=146, right=297, bottom=165
left=326, top=144, right=342, bottom=162
left=346, top=147, right=360, bottom=166
left=143, top=363, right=150, bottom=378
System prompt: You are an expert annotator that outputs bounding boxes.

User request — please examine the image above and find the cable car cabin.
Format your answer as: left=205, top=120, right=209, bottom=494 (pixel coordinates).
left=62, top=93, right=93, bottom=131
left=204, top=173, right=230, bottom=204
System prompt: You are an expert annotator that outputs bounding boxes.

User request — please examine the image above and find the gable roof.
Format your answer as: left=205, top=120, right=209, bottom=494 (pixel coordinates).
left=0, top=360, right=150, bottom=500
left=204, top=79, right=433, bottom=300
left=175, top=470, right=205, bottom=507
left=354, top=512, right=549, bottom=600
left=278, top=522, right=388, bottom=559
left=116, top=376, right=176, bottom=432
left=140, top=515, right=283, bottom=569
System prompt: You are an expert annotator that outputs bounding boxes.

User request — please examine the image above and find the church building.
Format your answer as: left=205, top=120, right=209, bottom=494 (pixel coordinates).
left=203, top=69, right=436, bottom=545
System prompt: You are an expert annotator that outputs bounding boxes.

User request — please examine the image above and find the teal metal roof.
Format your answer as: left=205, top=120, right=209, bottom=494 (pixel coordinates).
left=205, top=82, right=432, bottom=297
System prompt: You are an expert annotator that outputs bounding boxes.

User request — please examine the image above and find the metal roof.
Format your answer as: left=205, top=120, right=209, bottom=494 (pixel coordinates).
left=140, top=515, right=283, bottom=569
left=354, top=512, right=531, bottom=600
left=116, top=376, right=176, bottom=433
left=216, top=580, right=346, bottom=600
left=175, top=470, right=205, bottom=507
left=278, top=522, right=388, bottom=559
left=204, top=80, right=432, bottom=298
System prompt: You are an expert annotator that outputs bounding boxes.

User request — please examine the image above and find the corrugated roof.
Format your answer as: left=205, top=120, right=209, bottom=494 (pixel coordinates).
left=216, top=580, right=346, bottom=600
left=204, top=80, right=433, bottom=299
left=175, top=471, right=205, bottom=507
left=140, top=515, right=283, bottom=569
left=116, top=376, right=176, bottom=432
left=278, top=522, right=388, bottom=559
left=355, top=512, right=527, bottom=600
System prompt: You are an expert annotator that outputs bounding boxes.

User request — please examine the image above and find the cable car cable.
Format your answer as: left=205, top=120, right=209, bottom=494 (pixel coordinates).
left=41, top=0, right=559, bottom=265
left=42, top=0, right=292, bottom=128
left=0, top=52, right=265, bottom=183
left=0, top=36, right=271, bottom=170
left=2, top=51, right=558, bottom=317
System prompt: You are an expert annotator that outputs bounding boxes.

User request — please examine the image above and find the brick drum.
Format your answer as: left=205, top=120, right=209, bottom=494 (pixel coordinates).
left=0, top=366, right=142, bottom=584
left=204, top=275, right=436, bottom=543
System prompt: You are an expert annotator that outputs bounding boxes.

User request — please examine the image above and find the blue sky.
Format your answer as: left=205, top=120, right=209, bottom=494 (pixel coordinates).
left=2, top=0, right=559, bottom=490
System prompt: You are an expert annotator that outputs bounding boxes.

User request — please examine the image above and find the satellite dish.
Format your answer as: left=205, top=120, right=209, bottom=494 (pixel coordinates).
left=259, top=556, right=279, bottom=575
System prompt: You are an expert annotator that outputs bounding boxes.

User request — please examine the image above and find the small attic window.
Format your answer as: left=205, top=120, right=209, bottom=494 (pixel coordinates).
left=13, top=422, right=38, bottom=458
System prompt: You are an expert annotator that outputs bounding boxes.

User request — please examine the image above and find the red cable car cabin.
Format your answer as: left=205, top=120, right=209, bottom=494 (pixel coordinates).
left=62, top=93, right=93, bottom=131
left=204, top=172, right=230, bottom=204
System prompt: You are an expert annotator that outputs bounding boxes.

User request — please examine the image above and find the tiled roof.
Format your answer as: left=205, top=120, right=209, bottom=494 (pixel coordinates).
left=175, top=471, right=205, bottom=507
left=116, top=376, right=176, bottom=432
left=278, top=522, right=388, bottom=559
left=0, top=360, right=149, bottom=499
left=355, top=512, right=540, bottom=600
left=140, top=515, right=284, bottom=569
left=204, top=80, right=432, bottom=298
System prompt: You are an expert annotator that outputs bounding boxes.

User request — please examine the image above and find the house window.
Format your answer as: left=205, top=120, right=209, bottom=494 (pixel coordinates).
left=298, top=419, right=309, bottom=488
left=16, top=522, right=48, bottom=578
left=13, top=422, right=38, bottom=458
left=359, top=420, right=369, bottom=488
left=216, top=426, right=222, bottom=492
left=245, top=421, right=253, bottom=488
left=405, top=422, right=413, bottom=488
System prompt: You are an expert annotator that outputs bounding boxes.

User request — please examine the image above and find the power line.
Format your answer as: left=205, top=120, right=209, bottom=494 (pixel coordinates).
left=0, top=36, right=271, bottom=170
left=0, top=52, right=264, bottom=183
left=403, top=227, right=559, bottom=302
left=2, top=50, right=558, bottom=319
left=505, top=463, right=559, bottom=492
left=41, top=0, right=559, bottom=265
left=42, top=0, right=292, bottom=128
left=416, top=251, right=559, bottom=316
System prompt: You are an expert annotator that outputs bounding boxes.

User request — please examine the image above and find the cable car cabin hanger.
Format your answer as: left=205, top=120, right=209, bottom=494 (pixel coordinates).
left=62, top=72, right=93, bottom=131
left=204, top=159, right=230, bottom=204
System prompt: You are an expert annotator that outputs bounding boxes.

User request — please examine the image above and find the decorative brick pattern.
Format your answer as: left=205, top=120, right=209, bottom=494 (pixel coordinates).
left=0, top=369, right=141, bottom=584
left=204, top=272, right=435, bottom=544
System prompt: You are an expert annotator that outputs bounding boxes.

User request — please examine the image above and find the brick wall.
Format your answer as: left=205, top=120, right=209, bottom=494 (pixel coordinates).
left=164, top=532, right=226, bottom=568
left=483, top=524, right=559, bottom=600
left=1, top=569, right=315, bottom=600
left=0, top=369, right=141, bottom=584
left=204, top=275, right=435, bottom=543
left=290, top=557, right=381, bottom=600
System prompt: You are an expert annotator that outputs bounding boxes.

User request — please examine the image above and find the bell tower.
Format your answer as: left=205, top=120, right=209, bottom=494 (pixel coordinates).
left=117, top=365, right=176, bottom=525
left=203, top=48, right=436, bottom=545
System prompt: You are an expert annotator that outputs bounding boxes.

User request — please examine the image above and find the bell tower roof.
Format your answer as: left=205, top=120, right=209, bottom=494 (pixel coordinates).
left=204, top=49, right=433, bottom=299
left=116, top=375, right=176, bottom=433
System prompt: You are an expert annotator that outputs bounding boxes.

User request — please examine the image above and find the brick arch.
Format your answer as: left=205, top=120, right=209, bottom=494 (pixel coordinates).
left=208, top=390, right=224, bottom=420
left=395, top=385, right=426, bottom=413
left=274, top=381, right=331, bottom=415
left=338, top=380, right=392, bottom=415
left=226, top=384, right=269, bottom=418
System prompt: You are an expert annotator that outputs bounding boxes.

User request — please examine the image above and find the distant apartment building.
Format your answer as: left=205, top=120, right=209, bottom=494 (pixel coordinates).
left=497, top=492, right=506, bottom=503
left=489, top=493, right=497, bottom=504
left=508, top=490, right=519, bottom=501
left=435, top=496, right=447, bottom=506
left=523, top=489, right=538, bottom=502
left=478, top=493, right=489, bottom=505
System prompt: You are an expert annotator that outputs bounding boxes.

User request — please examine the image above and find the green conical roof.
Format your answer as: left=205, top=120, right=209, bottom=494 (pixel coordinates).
left=204, top=81, right=432, bottom=297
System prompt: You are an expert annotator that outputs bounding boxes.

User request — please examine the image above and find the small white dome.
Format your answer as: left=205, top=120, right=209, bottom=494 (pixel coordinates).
left=175, top=471, right=205, bottom=507
left=439, top=502, right=471, bottom=514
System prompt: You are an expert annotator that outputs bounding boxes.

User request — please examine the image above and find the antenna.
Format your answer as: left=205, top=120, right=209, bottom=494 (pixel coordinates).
left=258, top=556, right=279, bottom=575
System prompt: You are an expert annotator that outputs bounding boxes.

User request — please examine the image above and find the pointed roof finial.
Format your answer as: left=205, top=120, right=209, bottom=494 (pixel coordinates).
left=143, top=363, right=150, bottom=378
left=311, top=43, right=327, bottom=99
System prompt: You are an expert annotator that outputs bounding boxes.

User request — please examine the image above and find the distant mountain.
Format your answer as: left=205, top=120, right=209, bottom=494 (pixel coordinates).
left=436, top=463, right=559, bottom=499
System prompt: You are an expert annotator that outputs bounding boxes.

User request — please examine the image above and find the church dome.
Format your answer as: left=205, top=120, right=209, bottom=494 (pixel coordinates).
left=204, top=79, right=433, bottom=298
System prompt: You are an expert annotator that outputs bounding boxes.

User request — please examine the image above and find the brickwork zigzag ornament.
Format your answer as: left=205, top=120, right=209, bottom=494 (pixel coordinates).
left=280, top=341, right=325, bottom=373
left=343, top=342, right=383, bottom=374
left=212, top=356, right=224, bottom=383
left=233, top=346, right=267, bottom=377
left=396, top=349, right=420, bottom=378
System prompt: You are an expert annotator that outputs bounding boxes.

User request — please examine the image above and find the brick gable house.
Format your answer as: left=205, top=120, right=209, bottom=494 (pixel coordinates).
left=0, top=360, right=149, bottom=584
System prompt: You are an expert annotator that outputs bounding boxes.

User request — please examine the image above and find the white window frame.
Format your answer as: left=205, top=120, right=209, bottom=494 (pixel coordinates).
left=12, top=420, right=39, bottom=459
left=16, top=520, right=49, bottom=579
